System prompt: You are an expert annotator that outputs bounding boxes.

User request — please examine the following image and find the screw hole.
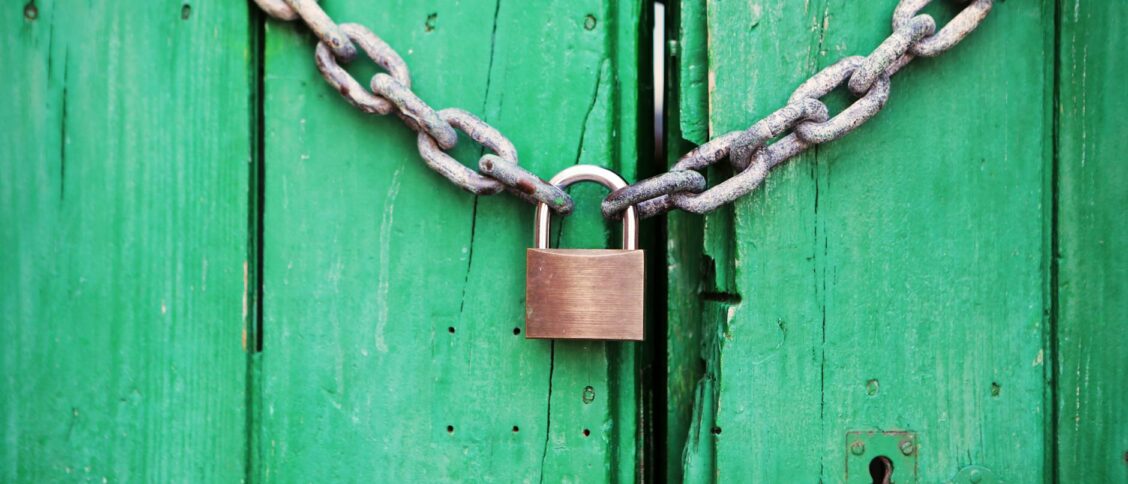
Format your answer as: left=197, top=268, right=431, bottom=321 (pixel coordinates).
left=513, top=327, right=521, bottom=335
left=582, top=385, right=596, bottom=404
left=866, top=379, right=880, bottom=396
left=23, top=1, right=37, bottom=20
left=991, top=382, right=1001, bottom=397
left=869, top=456, right=893, bottom=484
left=711, top=426, right=722, bottom=435
left=583, top=14, right=597, bottom=30
left=446, top=425, right=454, bottom=434
left=582, top=428, right=590, bottom=437
left=448, top=326, right=455, bottom=334
left=512, top=425, right=519, bottom=433
left=180, top=4, right=191, bottom=19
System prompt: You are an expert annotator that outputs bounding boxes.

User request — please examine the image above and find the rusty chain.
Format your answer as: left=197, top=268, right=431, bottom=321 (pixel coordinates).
left=603, top=0, right=993, bottom=219
left=253, top=0, right=574, bottom=214
left=251, top=0, right=991, bottom=220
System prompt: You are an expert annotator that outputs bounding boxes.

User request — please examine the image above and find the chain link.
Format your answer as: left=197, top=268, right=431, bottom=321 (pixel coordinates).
left=282, top=0, right=356, bottom=60
left=478, top=157, right=576, bottom=214
left=603, top=0, right=993, bottom=219
left=894, top=0, right=993, bottom=57
left=790, top=56, right=891, bottom=145
left=847, top=15, right=935, bottom=94
left=314, top=23, right=408, bottom=115
left=416, top=108, right=514, bottom=195
left=252, top=0, right=298, bottom=21
left=254, top=0, right=570, bottom=212
left=252, top=0, right=992, bottom=220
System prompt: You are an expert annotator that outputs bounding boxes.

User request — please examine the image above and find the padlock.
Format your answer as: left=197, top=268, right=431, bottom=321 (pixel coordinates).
left=525, top=165, right=644, bottom=341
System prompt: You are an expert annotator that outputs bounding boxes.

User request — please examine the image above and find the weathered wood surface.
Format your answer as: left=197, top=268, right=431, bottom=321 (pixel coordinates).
left=669, top=1, right=1055, bottom=481
left=1055, top=1, right=1128, bottom=482
left=3, top=0, right=1126, bottom=482
left=256, top=1, right=645, bottom=481
left=0, top=0, right=252, bottom=481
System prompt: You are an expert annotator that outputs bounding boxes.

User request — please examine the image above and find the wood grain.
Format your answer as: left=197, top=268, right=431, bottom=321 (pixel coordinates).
left=256, top=1, right=646, bottom=481
left=1055, top=1, right=1128, bottom=481
left=0, top=0, right=252, bottom=481
left=670, top=1, right=1052, bottom=481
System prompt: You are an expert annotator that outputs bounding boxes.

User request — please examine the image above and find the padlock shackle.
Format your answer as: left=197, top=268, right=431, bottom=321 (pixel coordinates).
left=534, top=165, right=638, bottom=251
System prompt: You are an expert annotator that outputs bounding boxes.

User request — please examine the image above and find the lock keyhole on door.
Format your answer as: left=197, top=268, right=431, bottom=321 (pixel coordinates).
left=869, top=456, right=893, bottom=484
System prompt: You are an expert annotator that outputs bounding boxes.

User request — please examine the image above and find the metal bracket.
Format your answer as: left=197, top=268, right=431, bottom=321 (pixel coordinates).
left=846, top=430, right=919, bottom=483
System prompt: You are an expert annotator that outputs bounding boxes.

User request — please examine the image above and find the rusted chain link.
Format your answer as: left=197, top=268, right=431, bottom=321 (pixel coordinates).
left=894, top=0, right=993, bottom=57
left=478, top=157, right=575, bottom=214
left=314, top=23, right=408, bottom=115
left=791, top=57, right=891, bottom=145
left=417, top=108, right=514, bottom=195
left=282, top=0, right=355, bottom=60
left=603, top=0, right=993, bottom=219
left=252, top=0, right=298, bottom=21
left=847, top=15, right=935, bottom=94
left=254, top=0, right=572, bottom=213
left=251, top=0, right=992, bottom=221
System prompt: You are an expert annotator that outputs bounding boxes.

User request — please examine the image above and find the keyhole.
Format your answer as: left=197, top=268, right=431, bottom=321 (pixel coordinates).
left=869, top=456, right=894, bottom=484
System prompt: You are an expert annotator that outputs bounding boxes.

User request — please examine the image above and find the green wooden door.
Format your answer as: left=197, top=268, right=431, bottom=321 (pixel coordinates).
left=665, top=0, right=1127, bottom=482
left=1, top=1, right=252, bottom=480
left=254, top=1, right=646, bottom=481
left=2, top=1, right=1126, bottom=483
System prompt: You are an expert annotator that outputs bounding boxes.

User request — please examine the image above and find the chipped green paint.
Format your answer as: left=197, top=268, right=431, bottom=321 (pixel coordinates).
left=255, top=0, right=646, bottom=481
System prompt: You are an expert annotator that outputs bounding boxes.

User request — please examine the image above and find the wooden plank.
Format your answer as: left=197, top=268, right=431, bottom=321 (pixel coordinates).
left=672, top=1, right=1051, bottom=481
left=1055, top=1, right=1128, bottom=481
left=664, top=2, right=708, bottom=483
left=0, top=0, right=252, bottom=481
left=257, top=1, right=644, bottom=480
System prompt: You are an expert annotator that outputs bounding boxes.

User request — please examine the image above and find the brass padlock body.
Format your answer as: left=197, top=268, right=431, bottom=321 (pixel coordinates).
left=525, top=249, right=645, bottom=340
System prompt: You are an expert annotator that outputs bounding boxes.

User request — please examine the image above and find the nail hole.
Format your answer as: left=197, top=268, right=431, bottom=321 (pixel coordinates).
left=448, top=326, right=455, bottom=334
left=582, top=428, right=590, bottom=437
left=180, top=4, right=191, bottom=20
left=446, top=425, right=454, bottom=433
left=512, top=425, right=519, bottom=433
left=869, top=456, right=893, bottom=484
left=583, top=14, right=597, bottom=30
left=711, top=426, right=722, bottom=435
left=424, top=13, right=437, bottom=32
left=866, top=379, right=880, bottom=396
left=582, top=386, right=595, bottom=404
left=23, top=1, right=37, bottom=20
left=513, top=327, right=521, bottom=335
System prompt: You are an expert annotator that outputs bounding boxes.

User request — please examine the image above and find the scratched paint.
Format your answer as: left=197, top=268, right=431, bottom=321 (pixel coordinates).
left=374, top=168, right=402, bottom=354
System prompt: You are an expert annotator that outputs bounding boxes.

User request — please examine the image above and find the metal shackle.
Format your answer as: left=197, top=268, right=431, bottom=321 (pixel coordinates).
left=534, top=165, right=638, bottom=251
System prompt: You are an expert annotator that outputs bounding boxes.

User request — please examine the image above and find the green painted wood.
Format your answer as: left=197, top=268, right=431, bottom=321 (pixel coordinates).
left=256, top=1, right=645, bottom=481
left=670, top=1, right=1052, bottom=481
left=664, top=2, right=708, bottom=483
left=0, top=0, right=252, bottom=481
left=1055, top=1, right=1128, bottom=481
